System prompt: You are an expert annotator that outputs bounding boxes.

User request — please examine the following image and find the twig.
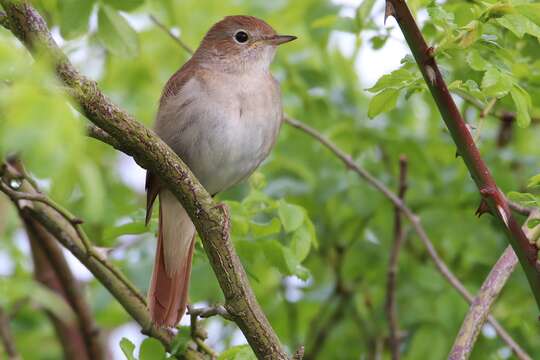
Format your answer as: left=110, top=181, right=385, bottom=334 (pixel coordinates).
left=284, top=117, right=530, bottom=359
left=187, top=305, right=232, bottom=321
left=0, top=161, right=146, bottom=306
left=480, top=98, right=497, bottom=119
left=87, top=124, right=124, bottom=152
left=149, top=15, right=194, bottom=55
left=453, top=89, right=540, bottom=126
left=449, top=241, right=533, bottom=360
left=187, top=305, right=224, bottom=358
left=0, top=163, right=203, bottom=360
left=473, top=98, right=496, bottom=142
left=0, top=307, right=20, bottom=360
left=509, top=201, right=533, bottom=217
left=385, top=0, right=540, bottom=309
left=0, top=2, right=288, bottom=358
left=385, top=155, right=408, bottom=360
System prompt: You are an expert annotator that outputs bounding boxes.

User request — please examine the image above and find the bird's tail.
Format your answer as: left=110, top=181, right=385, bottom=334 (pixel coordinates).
left=148, top=189, right=195, bottom=327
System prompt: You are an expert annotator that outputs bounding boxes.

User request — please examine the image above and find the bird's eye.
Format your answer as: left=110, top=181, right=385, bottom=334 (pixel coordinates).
left=234, top=30, right=249, bottom=43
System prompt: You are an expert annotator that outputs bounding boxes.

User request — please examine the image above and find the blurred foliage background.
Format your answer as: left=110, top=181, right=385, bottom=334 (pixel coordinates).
left=1, top=0, right=540, bottom=359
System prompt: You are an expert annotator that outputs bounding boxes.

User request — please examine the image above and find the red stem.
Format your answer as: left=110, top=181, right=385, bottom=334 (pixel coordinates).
left=386, top=0, right=540, bottom=309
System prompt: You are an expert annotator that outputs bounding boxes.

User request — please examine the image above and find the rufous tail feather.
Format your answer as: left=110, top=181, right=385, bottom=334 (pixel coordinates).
left=148, top=190, right=195, bottom=327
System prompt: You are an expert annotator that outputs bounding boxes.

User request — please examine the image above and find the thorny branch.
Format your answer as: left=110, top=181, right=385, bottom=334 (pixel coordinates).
left=384, top=0, right=540, bottom=309
left=385, top=156, right=408, bottom=360
left=284, top=117, right=530, bottom=359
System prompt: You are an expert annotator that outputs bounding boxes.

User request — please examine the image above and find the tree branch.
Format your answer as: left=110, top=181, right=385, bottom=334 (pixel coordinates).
left=23, top=212, right=105, bottom=360
left=0, top=2, right=287, bottom=358
left=384, top=0, right=540, bottom=309
left=385, top=155, right=408, bottom=360
left=149, top=15, right=194, bottom=55
left=0, top=307, right=20, bottom=360
left=284, top=117, right=530, bottom=359
left=450, top=211, right=540, bottom=360
left=0, top=160, right=204, bottom=360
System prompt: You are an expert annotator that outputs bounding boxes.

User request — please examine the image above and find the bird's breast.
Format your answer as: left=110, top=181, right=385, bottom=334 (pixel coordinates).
left=157, top=71, right=282, bottom=195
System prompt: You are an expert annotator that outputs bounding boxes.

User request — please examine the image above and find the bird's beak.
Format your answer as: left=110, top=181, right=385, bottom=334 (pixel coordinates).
left=266, top=35, right=297, bottom=45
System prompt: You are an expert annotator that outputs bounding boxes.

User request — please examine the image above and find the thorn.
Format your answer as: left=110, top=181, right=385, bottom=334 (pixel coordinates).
left=455, top=150, right=460, bottom=158
left=426, top=46, right=435, bottom=59
left=384, top=1, right=396, bottom=25
left=475, top=199, right=491, bottom=217
left=72, top=218, right=84, bottom=225
left=425, top=65, right=437, bottom=86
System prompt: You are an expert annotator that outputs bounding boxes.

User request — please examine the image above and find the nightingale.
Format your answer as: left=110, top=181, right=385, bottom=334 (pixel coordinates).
left=145, top=15, right=296, bottom=327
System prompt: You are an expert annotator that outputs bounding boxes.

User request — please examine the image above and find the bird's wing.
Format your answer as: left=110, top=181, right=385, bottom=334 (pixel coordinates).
left=145, top=58, right=199, bottom=225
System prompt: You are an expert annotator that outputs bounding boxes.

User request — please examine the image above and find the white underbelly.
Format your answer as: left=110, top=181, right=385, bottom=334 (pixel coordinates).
left=156, top=71, right=282, bottom=195
left=190, top=110, right=280, bottom=194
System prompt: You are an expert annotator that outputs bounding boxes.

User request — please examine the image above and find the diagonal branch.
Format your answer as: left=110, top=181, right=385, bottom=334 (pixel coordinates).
left=0, top=159, right=205, bottom=360
left=0, top=307, right=20, bottom=360
left=284, top=117, right=530, bottom=359
left=450, top=210, right=540, bottom=360
left=384, top=0, right=540, bottom=309
left=23, top=213, right=105, bottom=360
left=149, top=15, right=194, bottom=55
left=0, top=2, right=287, bottom=358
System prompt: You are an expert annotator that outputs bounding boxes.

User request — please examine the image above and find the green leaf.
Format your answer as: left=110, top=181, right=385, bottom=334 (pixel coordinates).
left=103, top=221, right=147, bottom=241
left=427, top=5, right=455, bottom=30
left=97, top=4, right=139, bottom=58
left=510, top=85, right=532, bottom=127
left=481, top=3, right=514, bottom=22
left=528, top=174, right=540, bottom=188
left=458, top=20, right=482, bottom=48
left=311, top=15, right=358, bottom=33
left=496, top=14, right=540, bottom=39
left=466, top=50, right=489, bottom=71
left=170, top=327, right=191, bottom=355
left=250, top=217, right=281, bottom=238
left=278, top=201, right=305, bottom=233
left=528, top=218, right=540, bottom=229
left=59, top=0, right=94, bottom=39
left=262, top=240, right=300, bottom=276
left=139, top=338, right=166, bottom=360
left=291, top=226, right=311, bottom=262
left=103, top=0, right=145, bottom=11
left=367, top=68, right=416, bottom=93
left=481, top=67, right=514, bottom=98
left=78, top=162, right=105, bottom=223
left=355, top=0, right=377, bottom=29
left=119, top=338, right=136, bottom=360
left=515, top=4, right=540, bottom=26
left=367, top=88, right=399, bottom=118
left=218, top=345, right=256, bottom=360
left=507, top=191, right=538, bottom=206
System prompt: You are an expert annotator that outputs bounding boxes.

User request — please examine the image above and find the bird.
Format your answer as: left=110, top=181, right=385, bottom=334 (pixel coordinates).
left=145, top=15, right=296, bottom=327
